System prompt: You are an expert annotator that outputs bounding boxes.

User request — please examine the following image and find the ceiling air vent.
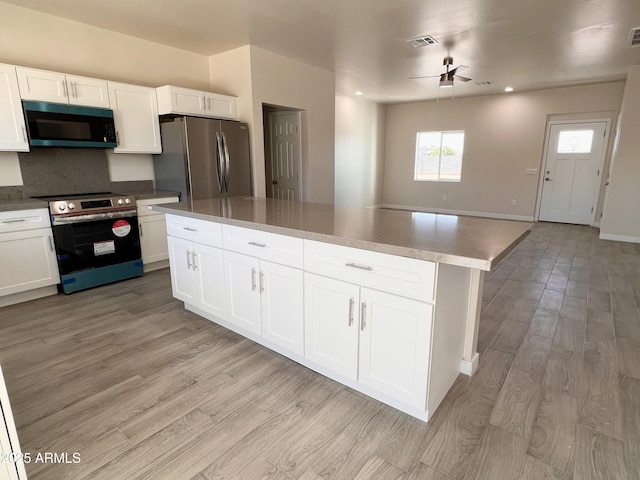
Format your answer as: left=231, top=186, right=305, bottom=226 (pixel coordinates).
left=475, top=81, right=494, bottom=87
left=406, top=35, right=438, bottom=48
left=628, top=27, right=640, bottom=47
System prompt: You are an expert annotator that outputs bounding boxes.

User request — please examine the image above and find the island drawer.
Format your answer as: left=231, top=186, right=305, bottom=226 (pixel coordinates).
left=304, top=240, right=436, bottom=302
left=166, top=214, right=223, bottom=247
left=222, top=224, right=303, bottom=268
left=0, top=209, right=51, bottom=233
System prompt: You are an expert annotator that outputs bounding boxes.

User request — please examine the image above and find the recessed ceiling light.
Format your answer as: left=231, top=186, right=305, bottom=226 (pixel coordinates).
left=504, top=86, right=514, bottom=92
left=355, top=91, right=363, bottom=96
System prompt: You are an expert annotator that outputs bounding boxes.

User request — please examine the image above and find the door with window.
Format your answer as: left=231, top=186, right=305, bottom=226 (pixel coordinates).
left=539, top=122, right=608, bottom=225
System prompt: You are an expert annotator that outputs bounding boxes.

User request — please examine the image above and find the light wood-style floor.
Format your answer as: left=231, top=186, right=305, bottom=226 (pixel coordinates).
left=1, top=222, right=639, bottom=479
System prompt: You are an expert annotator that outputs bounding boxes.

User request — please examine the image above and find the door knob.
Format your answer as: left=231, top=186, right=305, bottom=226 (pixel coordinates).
left=272, top=180, right=278, bottom=184
left=544, top=177, right=552, bottom=181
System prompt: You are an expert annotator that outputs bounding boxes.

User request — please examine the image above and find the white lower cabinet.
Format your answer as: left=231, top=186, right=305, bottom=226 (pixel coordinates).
left=1, top=209, right=60, bottom=305
left=167, top=236, right=226, bottom=319
left=358, top=288, right=432, bottom=409
left=164, top=215, right=441, bottom=420
left=304, top=273, right=431, bottom=410
left=224, top=250, right=261, bottom=335
left=304, top=273, right=359, bottom=378
left=224, top=251, right=304, bottom=355
left=137, top=197, right=179, bottom=271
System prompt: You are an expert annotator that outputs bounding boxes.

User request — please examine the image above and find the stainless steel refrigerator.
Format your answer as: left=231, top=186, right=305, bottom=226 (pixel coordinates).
left=153, top=116, right=252, bottom=201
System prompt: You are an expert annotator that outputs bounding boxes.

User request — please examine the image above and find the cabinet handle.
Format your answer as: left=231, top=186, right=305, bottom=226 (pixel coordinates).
left=183, top=227, right=198, bottom=232
left=348, top=298, right=354, bottom=326
left=48, top=235, right=55, bottom=252
left=139, top=223, right=143, bottom=237
left=200, top=96, right=206, bottom=110
left=192, top=252, right=198, bottom=270
left=251, top=268, right=257, bottom=291
left=345, top=262, right=372, bottom=271
left=360, top=302, right=367, bottom=331
left=116, top=130, right=120, bottom=145
left=69, top=81, right=76, bottom=98
left=248, top=241, right=267, bottom=248
left=22, top=126, right=27, bottom=142
left=259, top=271, right=265, bottom=293
left=186, top=250, right=192, bottom=269
left=2, top=218, right=26, bottom=223
left=207, top=97, right=211, bottom=110
left=61, top=80, right=68, bottom=97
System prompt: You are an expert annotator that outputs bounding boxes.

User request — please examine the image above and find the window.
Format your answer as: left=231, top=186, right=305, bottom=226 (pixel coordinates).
left=414, top=130, right=465, bottom=182
left=557, top=129, right=593, bottom=153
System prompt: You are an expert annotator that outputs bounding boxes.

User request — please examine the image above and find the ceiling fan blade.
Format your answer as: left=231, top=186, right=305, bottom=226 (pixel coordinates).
left=454, top=75, right=472, bottom=82
left=409, top=75, right=441, bottom=79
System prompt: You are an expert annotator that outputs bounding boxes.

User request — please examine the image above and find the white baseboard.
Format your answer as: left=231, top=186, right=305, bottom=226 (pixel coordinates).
left=599, top=232, right=640, bottom=244
left=380, top=204, right=535, bottom=222
left=459, top=353, right=479, bottom=376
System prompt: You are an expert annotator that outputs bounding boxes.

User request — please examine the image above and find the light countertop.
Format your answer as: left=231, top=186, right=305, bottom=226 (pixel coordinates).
left=151, top=197, right=532, bottom=271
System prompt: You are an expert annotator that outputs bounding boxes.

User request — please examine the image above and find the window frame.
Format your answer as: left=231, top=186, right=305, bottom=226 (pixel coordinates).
left=413, top=130, right=465, bottom=182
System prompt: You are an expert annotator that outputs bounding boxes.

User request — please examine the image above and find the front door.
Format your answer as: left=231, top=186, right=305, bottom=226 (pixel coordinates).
left=268, top=112, right=301, bottom=201
left=539, top=122, right=608, bottom=225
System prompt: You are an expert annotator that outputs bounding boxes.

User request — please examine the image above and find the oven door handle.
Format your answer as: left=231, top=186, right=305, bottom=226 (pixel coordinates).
left=51, top=210, right=138, bottom=225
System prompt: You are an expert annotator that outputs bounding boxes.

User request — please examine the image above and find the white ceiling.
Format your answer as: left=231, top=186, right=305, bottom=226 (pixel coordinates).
left=5, top=0, right=640, bottom=103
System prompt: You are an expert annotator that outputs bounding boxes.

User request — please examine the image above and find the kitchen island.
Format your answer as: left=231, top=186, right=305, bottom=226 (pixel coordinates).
left=152, top=197, right=532, bottom=421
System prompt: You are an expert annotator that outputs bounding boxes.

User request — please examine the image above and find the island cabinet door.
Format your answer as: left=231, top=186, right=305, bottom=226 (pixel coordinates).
left=260, top=261, right=304, bottom=356
left=167, top=236, right=197, bottom=304
left=194, top=243, right=227, bottom=320
left=224, top=251, right=262, bottom=336
left=304, top=273, right=360, bottom=379
left=358, top=288, right=433, bottom=410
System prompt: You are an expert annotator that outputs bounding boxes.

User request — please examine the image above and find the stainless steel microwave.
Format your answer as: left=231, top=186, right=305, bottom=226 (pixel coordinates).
left=22, top=101, right=117, bottom=148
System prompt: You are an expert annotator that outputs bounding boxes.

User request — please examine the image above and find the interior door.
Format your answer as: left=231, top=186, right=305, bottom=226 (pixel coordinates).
left=269, top=112, right=301, bottom=200
left=539, top=122, right=608, bottom=224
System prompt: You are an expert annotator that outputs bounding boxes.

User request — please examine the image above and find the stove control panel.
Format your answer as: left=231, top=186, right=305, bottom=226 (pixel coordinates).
left=48, top=196, right=136, bottom=215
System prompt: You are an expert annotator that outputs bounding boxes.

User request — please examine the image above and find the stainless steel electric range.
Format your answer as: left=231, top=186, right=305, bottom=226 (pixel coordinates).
left=32, top=192, right=143, bottom=294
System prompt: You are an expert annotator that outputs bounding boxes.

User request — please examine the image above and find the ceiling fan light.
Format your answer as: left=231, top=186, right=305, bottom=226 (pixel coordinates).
left=439, top=80, right=454, bottom=88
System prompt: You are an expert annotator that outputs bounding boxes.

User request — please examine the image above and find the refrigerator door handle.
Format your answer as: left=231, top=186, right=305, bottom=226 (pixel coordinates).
left=215, top=131, right=225, bottom=193
left=221, top=132, right=230, bottom=193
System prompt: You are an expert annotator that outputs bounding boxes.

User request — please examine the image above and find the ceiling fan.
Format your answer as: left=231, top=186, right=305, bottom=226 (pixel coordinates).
left=411, top=56, right=472, bottom=88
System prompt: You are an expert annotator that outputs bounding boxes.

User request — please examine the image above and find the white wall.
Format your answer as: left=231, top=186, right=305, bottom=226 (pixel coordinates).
left=0, top=2, right=210, bottom=183
left=208, top=46, right=254, bottom=124
left=249, top=47, right=336, bottom=204
left=601, top=66, right=640, bottom=242
left=383, top=82, right=624, bottom=220
left=335, top=95, right=386, bottom=207
left=0, top=2, right=210, bottom=89
left=209, top=46, right=336, bottom=203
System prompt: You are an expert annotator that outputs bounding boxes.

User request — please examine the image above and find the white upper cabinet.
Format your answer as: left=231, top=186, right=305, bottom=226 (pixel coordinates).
left=16, top=66, right=110, bottom=108
left=65, top=74, right=110, bottom=108
left=108, top=82, right=162, bottom=154
left=0, top=64, right=28, bottom=152
left=156, top=85, right=237, bottom=120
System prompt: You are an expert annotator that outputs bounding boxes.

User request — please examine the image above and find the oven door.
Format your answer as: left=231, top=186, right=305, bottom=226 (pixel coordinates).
left=51, top=212, right=142, bottom=292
